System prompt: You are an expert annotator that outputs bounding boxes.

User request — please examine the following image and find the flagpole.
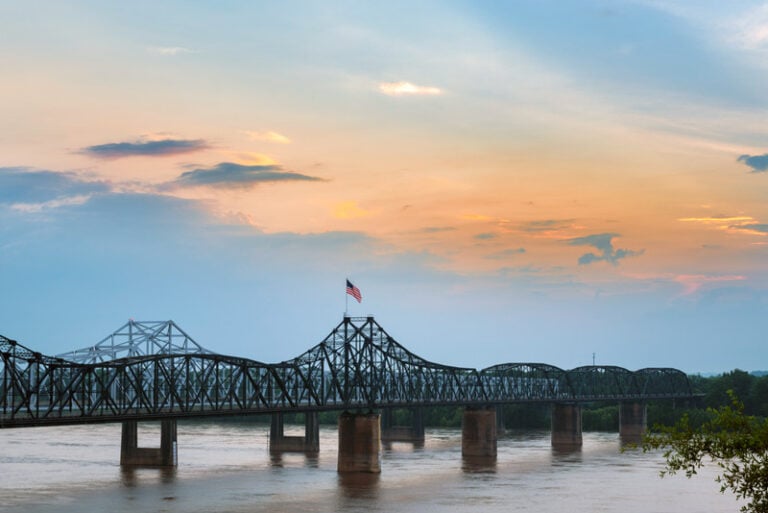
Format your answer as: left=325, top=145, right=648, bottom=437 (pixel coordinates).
left=345, top=278, right=348, bottom=317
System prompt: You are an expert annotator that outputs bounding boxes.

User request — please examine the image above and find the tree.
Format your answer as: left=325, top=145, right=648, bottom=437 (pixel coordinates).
left=705, top=370, right=754, bottom=411
left=643, top=391, right=768, bottom=513
left=751, top=376, right=768, bottom=418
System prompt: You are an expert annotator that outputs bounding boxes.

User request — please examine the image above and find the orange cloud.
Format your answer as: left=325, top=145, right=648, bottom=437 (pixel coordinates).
left=333, top=201, right=369, bottom=219
left=232, top=152, right=278, bottom=165
left=244, top=130, right=292, bottom=144
left=678, top=216, right=754, bottom=224
left=729, top=224, right=768, bottom=236
left=678, top=215, right=768, bottom=236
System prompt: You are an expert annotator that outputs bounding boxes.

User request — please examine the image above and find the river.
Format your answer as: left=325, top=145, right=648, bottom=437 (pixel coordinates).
left=0, top=421, right=740, bottom=512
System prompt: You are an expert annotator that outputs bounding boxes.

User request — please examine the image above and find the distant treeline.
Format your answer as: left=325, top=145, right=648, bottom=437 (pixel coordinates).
left=689, top=369, right=768, bottom=415
left=197, top=370, right=766, bottom=431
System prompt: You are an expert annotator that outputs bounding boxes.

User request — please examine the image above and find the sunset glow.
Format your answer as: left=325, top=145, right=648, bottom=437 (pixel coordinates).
left=1, top=1, right=767, bottom=372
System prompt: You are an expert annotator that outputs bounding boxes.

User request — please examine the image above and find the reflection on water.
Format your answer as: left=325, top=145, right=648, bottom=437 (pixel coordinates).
left=120, top=467, right=177, bottom=487
left=620, top=436, right=643, bottom=449
left=269, top=451, right=320, bottom=468
left=337, top=473, right=381, bottom=499
left=0, top=423, right=742, bottom=513
left=461, top=455, right=497, bottom=473
left=551, top=445, right=583, bottom=461
left=382, top=440, right=425, bottom=451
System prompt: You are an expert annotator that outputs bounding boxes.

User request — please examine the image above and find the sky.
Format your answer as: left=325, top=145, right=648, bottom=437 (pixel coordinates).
left=1, top=0, right=767, bottom=374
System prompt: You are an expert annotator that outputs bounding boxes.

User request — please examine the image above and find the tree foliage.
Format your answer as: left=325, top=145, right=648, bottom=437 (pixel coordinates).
left=643, top=391, right=768, bottom=513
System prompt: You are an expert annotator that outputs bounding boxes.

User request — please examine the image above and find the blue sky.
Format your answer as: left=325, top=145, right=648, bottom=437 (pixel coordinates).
left=1, top=1, right=767, bottom=373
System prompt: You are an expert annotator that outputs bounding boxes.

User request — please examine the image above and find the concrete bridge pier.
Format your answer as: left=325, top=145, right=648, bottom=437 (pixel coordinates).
left=551, top=403, right=582, bottom=448
left=619, top=402, right=647, bottom=444
left=337, top=411, right=381, bottom=473
left=461, top=407, right=497, bottom=458
left=269, top=412, right=320, bottom=453
left=381, top=407, right=425, bottom=444
left=120, top=419, right=177, bottom=467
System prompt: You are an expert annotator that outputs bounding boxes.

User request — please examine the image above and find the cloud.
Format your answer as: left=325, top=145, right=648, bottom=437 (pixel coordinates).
left=0, top=167, right=109, bottom=206
left=474, top=232, right=496, bottom=240
left=678, top=214, right=768, bottom=236
left=486, top=247, right=526, bottom=260
left=568, top=233, right=644, bottom=265
left=737, top=153, right=768, bottom=173
left=519, top=219, right=575, bottom=233
left=674, top=274, right=746, bottom=296
left=333, top=201, right=369, bottom=220
left=229, top=153, right=279, bottom=167
left=169, top=162, right=323, bottom=189
left=420, top=226, right=456, bottom=233
left=378, top=81, right=443, bottom=96
left=730, top=4, right=768, bottom=50
left=10, top=195, right=92, bottom=214
left=679, top=215, right=754, bottom=224
left=731, top=223, right=768, bottom=235
left=244, top=131, right=291, bottom=144
left=83, top=139, right=209, bottom=158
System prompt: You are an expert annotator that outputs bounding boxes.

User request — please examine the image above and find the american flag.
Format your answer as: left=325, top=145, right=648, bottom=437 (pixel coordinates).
left=346, top=279, right=362, bottom=303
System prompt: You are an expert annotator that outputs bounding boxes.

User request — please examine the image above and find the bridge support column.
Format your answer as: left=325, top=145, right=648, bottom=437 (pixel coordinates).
left=120, top=419, right=177, bottom=467
left=337, top=412, right=381, bottom=473
left=461, top=407, right=497, bottom=458
left=619, top=402, right=647, bottom=444
left=551, top=403, right=582, bottom=448
left=269, top=412, right=320, bottom=453
left=381, top=407, right=425, bottom=443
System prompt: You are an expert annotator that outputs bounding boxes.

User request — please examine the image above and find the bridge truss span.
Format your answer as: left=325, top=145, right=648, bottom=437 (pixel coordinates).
left=1, top=316, right=696, bottom=427
left=478, top=362, right=691, bottom=402
left=55, top=319, right=212, bottom=363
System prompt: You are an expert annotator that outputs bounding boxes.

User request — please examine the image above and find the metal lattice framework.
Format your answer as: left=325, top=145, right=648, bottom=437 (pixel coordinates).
left=56, top=320, right=211, bottom=363
left=1, top=317, right=695, bottom=427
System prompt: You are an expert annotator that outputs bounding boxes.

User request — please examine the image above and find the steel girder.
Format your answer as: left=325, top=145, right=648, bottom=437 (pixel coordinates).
left=1, top=317, right=695, bottom=427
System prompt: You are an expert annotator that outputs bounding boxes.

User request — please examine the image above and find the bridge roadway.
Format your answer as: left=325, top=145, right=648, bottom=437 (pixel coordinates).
left=1, top=316, right=697, bottom=471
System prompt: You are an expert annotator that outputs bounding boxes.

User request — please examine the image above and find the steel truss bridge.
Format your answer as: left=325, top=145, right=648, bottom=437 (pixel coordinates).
left=1, top=316, right=695, bottom=428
